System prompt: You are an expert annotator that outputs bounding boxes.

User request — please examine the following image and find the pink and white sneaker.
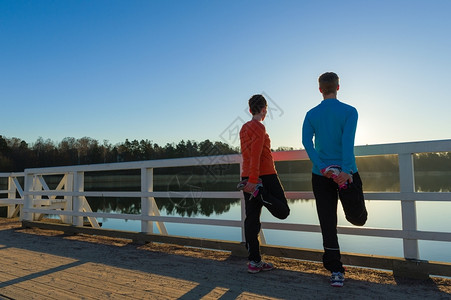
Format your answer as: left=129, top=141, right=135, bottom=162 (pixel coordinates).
left=237, top=179, right=263, bottom=200
left=321, top=165, right=348, bottom=190
left=247, top=260, right=274, bottom=273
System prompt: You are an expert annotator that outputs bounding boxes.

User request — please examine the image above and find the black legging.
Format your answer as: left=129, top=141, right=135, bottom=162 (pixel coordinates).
left=312, top=172, right=367, bottom=273
left=243, top=173, right=290, bottom=262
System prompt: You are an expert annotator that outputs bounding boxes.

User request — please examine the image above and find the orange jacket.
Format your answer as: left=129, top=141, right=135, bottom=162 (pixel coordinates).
left=240, top=119, right=276, bottom=183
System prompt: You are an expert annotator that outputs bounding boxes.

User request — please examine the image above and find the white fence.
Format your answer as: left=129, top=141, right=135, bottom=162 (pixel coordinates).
left=1, top=139, right=451, bottom=262
left=0, top=172, right=24, bottom=218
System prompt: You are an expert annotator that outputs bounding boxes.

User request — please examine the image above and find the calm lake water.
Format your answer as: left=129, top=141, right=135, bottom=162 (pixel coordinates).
left=80, top=166, right=451, bottom=264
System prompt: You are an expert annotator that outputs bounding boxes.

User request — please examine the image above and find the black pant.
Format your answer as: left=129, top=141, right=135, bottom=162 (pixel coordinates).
left=243, top=174, right=290, bottom=262
left=312, top=172, right=367, bottom=273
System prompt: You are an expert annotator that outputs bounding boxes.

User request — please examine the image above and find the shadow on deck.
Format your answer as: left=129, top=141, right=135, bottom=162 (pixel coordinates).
left=0, top=218, right=450, bottom=299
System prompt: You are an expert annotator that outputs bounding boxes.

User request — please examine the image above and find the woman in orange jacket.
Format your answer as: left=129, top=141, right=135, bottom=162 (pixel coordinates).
left=239, top=94, right=290, bottom=273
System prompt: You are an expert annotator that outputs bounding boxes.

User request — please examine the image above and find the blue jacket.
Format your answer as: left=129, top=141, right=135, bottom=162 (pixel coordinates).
left=302, top=98, right=358, bottom=175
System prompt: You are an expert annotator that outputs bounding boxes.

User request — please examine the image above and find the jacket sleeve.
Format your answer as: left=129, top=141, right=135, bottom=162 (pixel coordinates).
left=248, top=122, right=265, bottom=183
left=302, top=113, right=327, bottom=172
left=341, top=108, right=358, bottom=174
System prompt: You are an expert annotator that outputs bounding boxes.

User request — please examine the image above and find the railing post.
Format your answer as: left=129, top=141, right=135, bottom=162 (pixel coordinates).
left=7, top=175, right=16, bottom=218
left=34, top=175, right=43, bottom=220
left=72, top=171, right=84, bottom=227
left=398, top=153, right=419, bottom=259
left=63, top=172, right=73, bottom=224
left=23, top=173, right=34, bottom=221
left=141, top=167, right=153, bottom=233
left=239, top=162, right=246, bottom=243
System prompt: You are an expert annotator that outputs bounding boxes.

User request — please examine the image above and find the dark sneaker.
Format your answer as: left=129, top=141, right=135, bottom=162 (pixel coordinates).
left=247, top=260, right=274, bottom=273
left=330, top=271, right=345, bottom=287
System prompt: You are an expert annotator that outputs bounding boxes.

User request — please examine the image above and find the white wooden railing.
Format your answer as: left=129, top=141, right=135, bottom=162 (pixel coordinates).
left=1, top=139, right=450, bottom=262
left=0, top=172, right=24, bottom=218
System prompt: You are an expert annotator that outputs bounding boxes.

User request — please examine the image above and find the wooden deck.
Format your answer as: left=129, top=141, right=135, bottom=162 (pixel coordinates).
left=0, top=219, right=450, bottom=299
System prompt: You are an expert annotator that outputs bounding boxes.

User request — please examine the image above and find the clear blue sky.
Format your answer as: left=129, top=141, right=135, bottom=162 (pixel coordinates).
left=1, top=0, right=450, bottom=149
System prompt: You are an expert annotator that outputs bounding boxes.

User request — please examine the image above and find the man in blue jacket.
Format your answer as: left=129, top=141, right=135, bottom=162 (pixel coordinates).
left=302, top=72, right=368, bottom=287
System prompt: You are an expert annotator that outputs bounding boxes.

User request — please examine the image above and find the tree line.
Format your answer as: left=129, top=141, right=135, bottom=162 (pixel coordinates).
left=0, top=135, right=240, bottom=172
left=1, top=134, right=449, bottom=173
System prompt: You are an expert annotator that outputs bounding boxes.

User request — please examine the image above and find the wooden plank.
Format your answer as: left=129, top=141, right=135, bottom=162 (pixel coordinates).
left=24, top=154, right=243, bottom=174
left=0, top=261, right=88, bottom=300
left=354, top=139, right=451, bottom=156
left=0, top=239, right=199, bottom=299
left=0, top=280, right=80, bottom=300
left=21, top=220, right=246, bottom=256
left=0, top=274, right=94, bottom=300
left=0, top=199, right=23, bottom=204
left=33, top=271, right=139, bottom=299
left=0, top=249, right=145, bottom=299
left=199, top=287, right=229, bottom=300
left=21, top=220, right=451, bottom=278
left=1, top=218, right=451, bottom=298
left=63, top=262, right=197, bottom=299
left=12, top=177, right=24, bottom=198
left=0, top=247, right=78, bottom=271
